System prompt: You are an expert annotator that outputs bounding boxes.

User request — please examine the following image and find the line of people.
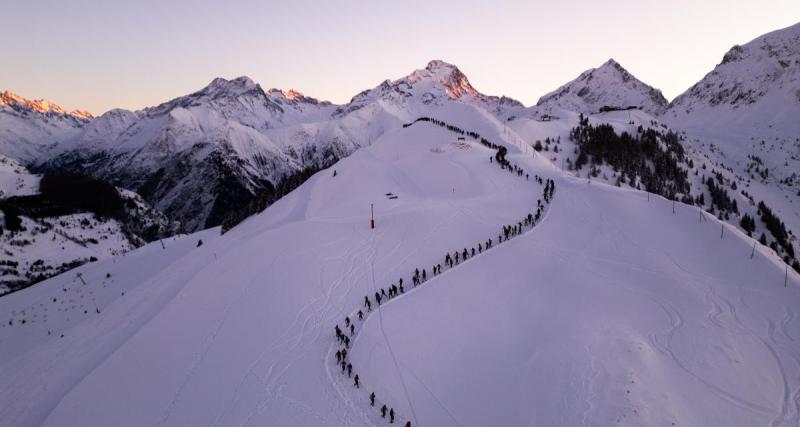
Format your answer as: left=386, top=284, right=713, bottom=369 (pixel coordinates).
left=330, top=118, right=556, bottom=426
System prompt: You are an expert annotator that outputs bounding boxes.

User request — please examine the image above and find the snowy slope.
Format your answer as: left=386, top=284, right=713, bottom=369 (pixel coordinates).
left=1, top=107, right=797, bottom=427
left=0, top=162, right=179, bottom=295
left=663, top=22, right=800, bottom=258
left=0, top=213, right=135, bottom=296
left=535, top=59, right=668, bottom=116
left=0, top=154, right=39, bottom=198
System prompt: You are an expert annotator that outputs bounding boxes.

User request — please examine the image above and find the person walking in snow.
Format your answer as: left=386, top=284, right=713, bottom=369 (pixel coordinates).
left=390, top=408, right=395, bottom=423
left=341, top=361, right=346, bottom=373
left=350, top=324, right=354, bottom=336
left=345, top=316, right=350, bottom=327
left=335, top=350, right=341, bottom=363
left=358, top=310, right=363, bottom=320
left=364, top=296, right=370, bottom=308
left=354, top=374, right=360, bottom=388
left=381, top=405, right=388, bottom=418
left=341, top=348, right=347, bottom=360
left=422, top=269, right=426, bottom=281
left=370, top=392, right=375, bottom=406
left=347, top=363, right=352, bottom=377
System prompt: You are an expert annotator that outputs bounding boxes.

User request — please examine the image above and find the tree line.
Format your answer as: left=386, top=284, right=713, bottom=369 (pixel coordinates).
left=569, top=117, right=691, bottom=202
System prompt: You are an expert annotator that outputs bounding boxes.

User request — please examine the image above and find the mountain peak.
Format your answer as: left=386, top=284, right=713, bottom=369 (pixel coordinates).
left=424, top=59, right=458, bottom=72
left=0, top=89, right=93, bottom=119
left=599, top=58, right=625, bottom=72
left=536, top=59, right=667, bottom=115
left=399, top=59, right=478, bottom=98
left=266, top=87, right=325, bottom=105
left=206, top=76, right=259, bottom=94
left=667, top=20, right=800, bottom=128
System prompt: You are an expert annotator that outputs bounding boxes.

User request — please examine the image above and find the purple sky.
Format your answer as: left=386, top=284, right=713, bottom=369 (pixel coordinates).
left=3, top=0, right=798, bottom=114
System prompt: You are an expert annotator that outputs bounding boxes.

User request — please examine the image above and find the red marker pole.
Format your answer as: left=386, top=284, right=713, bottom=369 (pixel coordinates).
left=371, top=203, right=375, bottom=229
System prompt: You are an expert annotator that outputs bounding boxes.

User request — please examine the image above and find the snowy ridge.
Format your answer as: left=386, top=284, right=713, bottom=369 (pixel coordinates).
left=327, top=117, right=554, bottom=426
left=666, top=22, right=800, bottom=133
left=335, top=60, right=523, bottom=119
left=0, top=90, right=90, bottom=163
left=536, top=59, right=668, bottom=116
left=0, top=90, right=92, bottom=120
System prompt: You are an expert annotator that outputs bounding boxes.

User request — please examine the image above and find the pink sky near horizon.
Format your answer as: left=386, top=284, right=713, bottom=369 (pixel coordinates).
left=2, top=0, right=799, bottom=115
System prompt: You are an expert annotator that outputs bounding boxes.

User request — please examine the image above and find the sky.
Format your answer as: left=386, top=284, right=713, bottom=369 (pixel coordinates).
left=2, top=0, right=799, bottom=115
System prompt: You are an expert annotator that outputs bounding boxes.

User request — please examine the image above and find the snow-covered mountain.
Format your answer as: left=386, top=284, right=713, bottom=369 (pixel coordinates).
left=37, top=61, right=523, bottom=231
left=661, top=22, right=800, bottom=265
left=336, top=60, right=523, bottom=118
left=0, top=91, right=91, bottom=163
left=1, top=112, right=797, bottom=426
left=666, top=22, right=800, bottom=133
left=535, top=58, right=668, bottom=116
left=38, top=77, right=343, bottom=231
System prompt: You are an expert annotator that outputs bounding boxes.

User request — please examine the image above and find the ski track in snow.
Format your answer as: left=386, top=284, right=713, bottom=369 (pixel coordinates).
left=552, top=182, right=800, bottom=425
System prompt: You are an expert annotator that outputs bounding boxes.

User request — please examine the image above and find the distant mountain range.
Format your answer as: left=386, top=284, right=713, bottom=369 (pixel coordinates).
left=1, top=22, right=798, bottom=239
